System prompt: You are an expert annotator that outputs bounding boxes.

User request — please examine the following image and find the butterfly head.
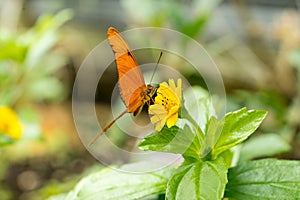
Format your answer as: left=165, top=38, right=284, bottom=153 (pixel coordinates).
left=146, top=84, right=158, bottom=96
left=145, top=84, right=158, bottom=106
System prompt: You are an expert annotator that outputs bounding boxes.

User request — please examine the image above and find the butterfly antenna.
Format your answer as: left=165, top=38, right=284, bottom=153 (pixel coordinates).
left=149, top=51, right=163, bottom=84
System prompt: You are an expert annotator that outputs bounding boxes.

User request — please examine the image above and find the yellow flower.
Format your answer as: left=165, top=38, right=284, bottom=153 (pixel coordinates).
left=149, top=79, right=182, bottom=131
left=0, top=106, right=22, bottom=140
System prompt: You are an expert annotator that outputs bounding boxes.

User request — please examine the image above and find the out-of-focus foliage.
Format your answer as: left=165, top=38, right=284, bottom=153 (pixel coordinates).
left=0, top=9, right=73, bottom=107
left=121, top=0, right=221, bottom=38
left=0, top=8, right=73, bottom=147
left=0, top=7, right=73, bottom=145
left=0, top=9, right=74, bottom=200
left=120, top=0, right=222, bottom=87
left=223, top=10, right=300, bottom=160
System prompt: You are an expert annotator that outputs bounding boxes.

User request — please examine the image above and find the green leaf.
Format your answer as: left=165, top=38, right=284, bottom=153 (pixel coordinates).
left=165, top=165, right=193, bottom=199
left=219, top=149, right=235, bottom=168
left=201, top=116, right=224, bottom=158
left=212, top=108, right=267, bottom=158
left=239, top=133, right=291, bottom=162
left=64, top=162, right=174, bottom=200
left=225, top=159, right=300, bottom=199
left=139, top=125, right=203, bottom=159
left=166, top=156, right=228, bottom=200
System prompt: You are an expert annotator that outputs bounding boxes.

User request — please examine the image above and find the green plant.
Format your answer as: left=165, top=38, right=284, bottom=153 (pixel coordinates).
left=121, top=0, right=221, bottom=39
left=0, top=9, right=73, bottom=107
left=0, top=9, right=73, bottom=144
left=48, top=83, right=300, bottom=199
left=0, top=9, right=73, bottom=199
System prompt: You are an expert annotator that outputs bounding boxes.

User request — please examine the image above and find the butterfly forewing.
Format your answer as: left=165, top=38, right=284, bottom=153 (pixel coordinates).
left=107, top=27, right=146, bottom=110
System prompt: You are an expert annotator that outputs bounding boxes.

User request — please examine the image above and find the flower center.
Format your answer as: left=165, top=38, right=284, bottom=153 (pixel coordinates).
left=161, top=96, right=178, bottom=112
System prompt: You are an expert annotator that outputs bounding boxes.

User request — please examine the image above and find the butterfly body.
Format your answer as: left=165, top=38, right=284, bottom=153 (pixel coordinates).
left=128, top=84, right=157, bottom=116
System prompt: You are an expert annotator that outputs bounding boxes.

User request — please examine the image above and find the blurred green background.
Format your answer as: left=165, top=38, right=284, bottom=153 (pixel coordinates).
left=1, top=0, right=300, bottom=199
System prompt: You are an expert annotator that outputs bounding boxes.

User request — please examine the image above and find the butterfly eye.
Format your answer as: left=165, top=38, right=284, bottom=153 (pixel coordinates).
left=146, top=89, right=151, bottom=94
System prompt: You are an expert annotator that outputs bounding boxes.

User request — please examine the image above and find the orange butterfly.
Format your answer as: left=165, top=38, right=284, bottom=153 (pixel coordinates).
left=89, top=27, right=157, bottom=145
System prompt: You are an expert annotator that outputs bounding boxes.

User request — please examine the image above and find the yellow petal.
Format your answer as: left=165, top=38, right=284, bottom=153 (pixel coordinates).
left=157, top=85, right=179, bottom=104
left=175, top=79, right=182, bottom=101
left=151, top=114, right=165, bottom=123
left=155, top=118, right=166, bottom=131
left=149, top=104, right=166, bottom=115
left=166, top=106, right=179, bottom=128
left=149, top=104, right=167, bottom=124
left=160, top=81, right=168, bottom=87
left=168, top=79, right=176, bottom=92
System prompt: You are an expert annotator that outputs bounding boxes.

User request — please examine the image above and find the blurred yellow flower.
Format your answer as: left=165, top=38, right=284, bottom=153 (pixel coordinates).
left=149, top=79, right=182, bottom=131
left=0, top=106, right=22, bottom=140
